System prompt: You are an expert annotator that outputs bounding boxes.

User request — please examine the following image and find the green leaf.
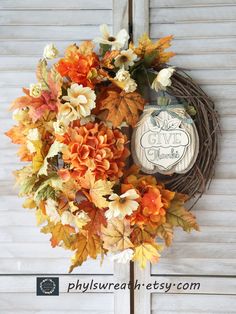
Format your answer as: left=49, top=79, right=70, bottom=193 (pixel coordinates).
left=144, top=50, right=158, bottom=67
left=99, top=43, right=111, bottom=57
left=34, top=175, right=62, bottom=202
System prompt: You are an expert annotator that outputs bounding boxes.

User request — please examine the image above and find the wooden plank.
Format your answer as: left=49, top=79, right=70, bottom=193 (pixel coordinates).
left=161, top=243, right=236, bottom=258
left=0, top=26, right=102, bottom=40
left=113, top=0, right=129, bottom=34
left=0, top=258, right=114, bottom=274
left=0, top=10, right=112, bottom=25
left=170, top=38, right=236, bottom=54
left=0, top=0, right=112, bottom=10
left=172, top=56, right=236, bottom=70
left=134, top=263, right=150, bottom=314
left=152, top=294, right=236, bottom=312
left=1, top=208, right=235, bottom=227
left=152, top=258, right=236, bottom=275
left=132, top=0, right=149, bottom=42
left=3, top=69, right=236, bottom=88
left=0, top=293, right=114, bottom=311
left=114, top=262, right=130, bottom=314
left=150, top=0, right=236, bottom=7
left=150, top=22, right=236, bottom=39
left=0, top=40, right=83, bottom=56
left=150, top=6, right=236, bottom=23
left=142, top=277, right=236, bottom=294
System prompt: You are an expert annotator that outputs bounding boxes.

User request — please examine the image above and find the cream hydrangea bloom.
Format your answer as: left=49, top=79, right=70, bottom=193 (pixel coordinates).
left=151, top=67, right=175, bottom=92
left=61, top=84, right=96, bottom=122
left=43, top=43, right=59, bottom=60
left=45, top=199, right=60, bottom=224
left=94, top=24, right=129, bottom=50
left=53, top=120, right=67, bottom=135
left=29, top=83, right=42, bottom=98
left=105, top=189, right=139, bottom=220
left=61, top=210, right=90, bottom=230
left=110, top=249, right=134, bottom=264
left=114, top=49, right=137, bottom=69
left=114, top=68, right=137, bottom=93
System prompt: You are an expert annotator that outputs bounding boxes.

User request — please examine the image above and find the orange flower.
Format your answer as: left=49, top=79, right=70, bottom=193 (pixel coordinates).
left=59, top=121, right=129, bottom=181
left=121, top=169, right=175, bottom=227
left=56, top=44, right=99, bottom=88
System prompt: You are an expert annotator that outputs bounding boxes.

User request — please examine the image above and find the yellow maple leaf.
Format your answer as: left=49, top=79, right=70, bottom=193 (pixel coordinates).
left=101, top=218, right=133, bottom=252
left=69, top=233, right=101, bottom=273
left=130, top=33, right=175, bottom=65
left=79, top=171, right=114, bottom=209
left=41, top=222, right=76, bottom=248
left=133, top=242, right=162, bottom=269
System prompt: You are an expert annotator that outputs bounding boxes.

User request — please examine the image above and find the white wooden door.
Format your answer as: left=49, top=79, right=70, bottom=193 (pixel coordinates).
left=133, top=0, right=236, bottom=313
left=0, top=1, right=130, bottom=313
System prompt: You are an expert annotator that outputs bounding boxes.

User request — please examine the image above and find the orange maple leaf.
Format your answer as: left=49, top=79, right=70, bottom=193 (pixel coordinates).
left=97, top=86, right=145, bottom=127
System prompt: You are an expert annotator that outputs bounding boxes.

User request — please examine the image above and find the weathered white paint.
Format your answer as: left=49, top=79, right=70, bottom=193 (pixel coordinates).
left=134, top=0, right=236, bottom=313
left=0, top=1, right=130, bottom=313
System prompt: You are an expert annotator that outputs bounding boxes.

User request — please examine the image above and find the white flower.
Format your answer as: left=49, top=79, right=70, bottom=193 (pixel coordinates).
left=53, top=120, right=67, bottom=135
left=62, top=84, right=96, bottom=120
left=45, top=199, right=60, bottom=224
left=110, top=249, right=134, bottom=264
left=29, top=83, right=42, bottom=98
left=58, top=103, right=78, bottom=124
left=123, top=78, right=137, bottom=93
left=43, top=43, right=59, bottom=60
left=114, top=49, right=137, bottom=69
left=114, top=69, right=137, bottom=93
left=105, top=189, right=139, bottom=220
left=94, top=24, right=129, bottom=50
left=115, top=68, right=131, bottom=82
left=27, top=128, right=40, bottom=141
left=61, top=210, right=90, bottom=230
left=151, top=67, right=175, bottom=92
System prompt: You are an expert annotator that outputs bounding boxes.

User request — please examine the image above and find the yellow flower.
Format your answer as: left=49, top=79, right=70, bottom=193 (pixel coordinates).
left=94, top=24, right=129, bottom=50
left=62, top=83, right=96, bottom=120
left=114, top=49, right=137, bottom=69
left=105, top=189, right=139, bottom=220
left=29, top=83, right=42, bottom=98
left=151, top=67, right=175, bottom=92
left=43, top=43, right=59, bottom=60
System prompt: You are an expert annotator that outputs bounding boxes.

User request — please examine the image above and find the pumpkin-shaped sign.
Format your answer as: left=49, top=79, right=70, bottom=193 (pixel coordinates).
left=132, top=105, right=199, bottom=175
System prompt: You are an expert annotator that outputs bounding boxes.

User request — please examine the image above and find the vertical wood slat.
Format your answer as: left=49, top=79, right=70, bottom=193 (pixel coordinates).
left=113, top=0, right=129, bottom=34
left=0, top=1, right=130, bottom=313
left=132, top=0, right=149, bottom=43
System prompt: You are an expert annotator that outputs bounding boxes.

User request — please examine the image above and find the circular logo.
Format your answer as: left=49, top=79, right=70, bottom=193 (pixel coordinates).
left=39, top=278, right=56, bottom=295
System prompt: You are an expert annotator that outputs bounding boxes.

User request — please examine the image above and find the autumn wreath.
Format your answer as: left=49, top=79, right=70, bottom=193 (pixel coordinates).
left=6, top=25, right=218, bottom=271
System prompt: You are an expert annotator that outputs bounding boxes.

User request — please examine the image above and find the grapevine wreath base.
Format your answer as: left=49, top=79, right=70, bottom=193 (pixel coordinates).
left=6, top=25, right=219, bottom=271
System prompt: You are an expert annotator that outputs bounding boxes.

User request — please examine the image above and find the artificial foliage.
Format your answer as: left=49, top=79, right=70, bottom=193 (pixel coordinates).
left=5, top=25, right=204, bottom=271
